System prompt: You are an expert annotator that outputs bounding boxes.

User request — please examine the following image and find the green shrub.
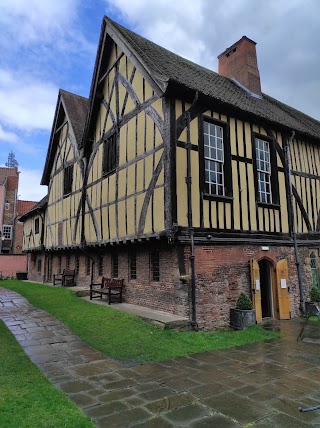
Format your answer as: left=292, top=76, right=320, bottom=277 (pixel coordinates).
left=310, top=287, right=320, bottom=302
left=236, top=292, right=253, bottom=310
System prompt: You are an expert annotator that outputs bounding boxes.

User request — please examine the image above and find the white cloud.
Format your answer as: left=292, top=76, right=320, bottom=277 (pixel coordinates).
left=0, top=69, right=57, bottom=131
left=17, top=167, right=47, bottom=201
left=0, top=124, right=19, bottom=143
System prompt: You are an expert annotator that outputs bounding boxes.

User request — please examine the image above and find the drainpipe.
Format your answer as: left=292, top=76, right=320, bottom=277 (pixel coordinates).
left=285, top=131, right=304, bottom=314
left=185, top=110, right=198, bottom=331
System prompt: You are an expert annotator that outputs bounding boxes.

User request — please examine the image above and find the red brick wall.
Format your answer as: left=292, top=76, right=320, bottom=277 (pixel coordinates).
left=0, top=254, right=27, bottom=277
left=25, top=242, right=315, bottom=330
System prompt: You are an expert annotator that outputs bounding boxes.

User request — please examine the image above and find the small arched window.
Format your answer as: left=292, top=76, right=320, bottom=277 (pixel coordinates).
left=310, top=252, right=319, bottom=288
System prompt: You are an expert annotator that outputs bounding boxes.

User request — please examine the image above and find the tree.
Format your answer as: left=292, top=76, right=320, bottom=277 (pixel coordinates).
left=5, top=151, right=18, bottom=168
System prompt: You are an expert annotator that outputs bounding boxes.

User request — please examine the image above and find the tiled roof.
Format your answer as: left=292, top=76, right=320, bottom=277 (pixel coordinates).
left=107, top=17, right=320, bottom=141
left=17, top=200, right=38, bottom=216
left=60, top=90, right=89, bottom=146
left=19, top=195, right=48, bottom=221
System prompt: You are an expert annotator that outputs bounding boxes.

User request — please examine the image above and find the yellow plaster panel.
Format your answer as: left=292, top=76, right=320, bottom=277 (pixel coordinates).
left=239, top=162, right=248, bottom=230
left=264, top=208, right=270, bottom=232
left=176, top=147, right=188, bottom=227
left=155, top=126, right=162, bottom=147
left=258, top=208, right=264, bottom=231
left=108, top=174, right=116, bottom=202
left=144, top=79, right=154, bottom=102
left=151, top=98, right=163, bottom=119
left=211, top=201, right=217, bottom=229
left=117, top=200, right=126, bottom=238
left=118, top=169, right=126, bottom=199
left=157, top=167, right=164, bottom=186
left=229, top=118, right=236, bottom=156
left=220, top=114, right=227, bottom=122
left=101, top=206, right=109, bottom=240
left=244, top=122, right=252, bottom=159
left=118, top=77, right=126, bottom=118
left=275, top=210, right=280, bottom=233
left=190, top=117, right=198, bottom=146
left=108, top=204, right=116, bottom=239
left=124, top=92, right=136, bottom=117
left=127, top=164, right=135, bottom=196
left=153, top=187, right=165, bottom=231
left=247, top=165, right=257, bottom=230
left=136, top=193, right=144, bottom=232
left=136, top=112, right=145, bottom=156
left=252, top=124, right=259, bottom=133
left=225, top=203, right=231, bottom=229
left=144, top=201, right=152, bottom=234
left=213, top=112, right=219, bottom=120
left=91, top=184, right=97, bottom=209
left=278, top=173, right=288, bottom=233
left=146, top=115, right=155, bottom=152
left=218, top=202, right=224, bottom=229
left=136, top=160, right=144, bottom=192
left=237, top=120, right=244, bottom=157
left=131, top=69, right=142, bottom=105
left=126, top=196, right=135, bottom=236
left=119, top=124, right=127, bottom=165
left=144, top=155, right=153, bottom=190
left=127, top=119, right=136, bottom=161
left=232, top=160, right=240, bottom=230
left=203, top=199, right=210, bottom=228
left=191, top=150, right=200, bottom=227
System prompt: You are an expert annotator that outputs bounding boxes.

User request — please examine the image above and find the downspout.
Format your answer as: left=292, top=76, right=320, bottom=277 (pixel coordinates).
left=285, top=131, right=304, bottom=314
left=185, top=111, right=198, bottom=330
left=11, top=189, right=18, bottom=253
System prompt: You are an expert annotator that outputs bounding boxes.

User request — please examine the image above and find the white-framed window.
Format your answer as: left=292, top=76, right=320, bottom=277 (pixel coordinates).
left=2, top=225, right=12, bottom=239
left=204, top=121, right=224, bottom=196
left=255, top=138, right=272, bottom=204
left=5, top=202, right=10, bottom=210
left=310, top=252, right=319, bottom=288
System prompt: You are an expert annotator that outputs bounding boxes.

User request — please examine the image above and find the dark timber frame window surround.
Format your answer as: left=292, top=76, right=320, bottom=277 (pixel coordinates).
left=63, top=164, right=74, bottom=196
left=35, top=218, right=39, bottom=235
left=199, top=116, right=232, bottom=200
left=252, top=133, right=279, bottom=207
left=102, top=133, right=117, bottom=176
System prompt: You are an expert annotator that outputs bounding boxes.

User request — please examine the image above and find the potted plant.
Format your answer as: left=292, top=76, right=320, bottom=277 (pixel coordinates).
left=230, top=292, right=256, bottom=330
left=305, top=287, right=320, bottom=317
left=16, top=270, right=28, bottom=280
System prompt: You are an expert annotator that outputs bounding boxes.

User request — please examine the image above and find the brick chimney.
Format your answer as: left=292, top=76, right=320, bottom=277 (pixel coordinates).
left=218, top=36, right=262, bottom=96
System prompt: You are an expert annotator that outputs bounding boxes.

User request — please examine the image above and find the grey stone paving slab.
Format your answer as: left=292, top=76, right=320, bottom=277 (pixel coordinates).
left=2, top=286, right=320, bottom=428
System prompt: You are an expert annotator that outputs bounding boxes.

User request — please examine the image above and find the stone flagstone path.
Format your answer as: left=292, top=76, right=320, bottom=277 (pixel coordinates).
left=1, top=287, right=320, bottom=427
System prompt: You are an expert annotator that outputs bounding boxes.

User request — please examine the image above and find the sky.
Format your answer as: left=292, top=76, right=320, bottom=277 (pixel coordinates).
left=1, top=0, right=320, bottom=201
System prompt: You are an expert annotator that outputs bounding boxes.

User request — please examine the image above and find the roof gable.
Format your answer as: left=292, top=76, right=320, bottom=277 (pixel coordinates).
left=41, top=90, right=88, bottom=185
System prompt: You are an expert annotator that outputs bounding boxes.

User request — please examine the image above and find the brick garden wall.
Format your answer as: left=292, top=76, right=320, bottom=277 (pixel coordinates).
left=0, top=254, right=28, bottom=278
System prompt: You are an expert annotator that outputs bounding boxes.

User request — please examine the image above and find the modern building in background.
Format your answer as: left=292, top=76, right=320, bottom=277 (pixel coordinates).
left=22, top=16, right=320, bottom=329
left=0, top=167, right=37, bottom=254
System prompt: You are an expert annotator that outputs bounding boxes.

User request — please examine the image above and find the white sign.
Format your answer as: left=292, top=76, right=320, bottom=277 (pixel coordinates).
left=281, top=279, right=287, bottom=289
left=255, top=280, right=260, bottom=290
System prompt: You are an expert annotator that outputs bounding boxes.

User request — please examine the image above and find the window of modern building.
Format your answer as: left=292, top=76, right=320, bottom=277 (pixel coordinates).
left=35, top=218, right=40, bottom=234
left=63, top=164, right=74, bottom=196
left=150, top=250, right=160, bottom=282
left=2, top=225, right=12, bottom=239
left=102, top=134, right=117, bottom=176
left=112, top=251, right=119, bottom=278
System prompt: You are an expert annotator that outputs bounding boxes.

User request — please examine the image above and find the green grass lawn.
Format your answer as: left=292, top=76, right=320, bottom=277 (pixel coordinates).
left=1, top=280, right=281, bottom=364
left=0, top=321, right=94, bottom=428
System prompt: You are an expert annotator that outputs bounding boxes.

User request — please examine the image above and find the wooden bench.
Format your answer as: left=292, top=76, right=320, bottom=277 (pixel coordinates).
left=90, top=277, right=124, bottom=304
left=53, top=269, right=76, bottom=287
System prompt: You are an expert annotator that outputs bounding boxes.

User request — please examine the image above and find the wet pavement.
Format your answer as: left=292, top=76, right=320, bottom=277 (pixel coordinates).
left=1, top=287, right=320, bottom=427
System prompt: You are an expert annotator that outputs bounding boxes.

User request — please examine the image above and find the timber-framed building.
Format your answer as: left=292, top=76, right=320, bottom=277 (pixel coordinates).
left=22, top=17, right=320, bottom=329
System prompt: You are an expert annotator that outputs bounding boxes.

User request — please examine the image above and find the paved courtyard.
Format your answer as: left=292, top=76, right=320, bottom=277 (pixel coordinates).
left=1, top=287, right=320, bottom=427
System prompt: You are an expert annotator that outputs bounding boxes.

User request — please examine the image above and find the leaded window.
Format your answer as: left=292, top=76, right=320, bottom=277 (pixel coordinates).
left=255, top=138, right=272, bottom=204
left=102, top=134, right=117, bottom=175
left=63, top=164, right=73, bottom=196
left=204, top=122, right=224, bottom=196
left=129, top=250, right=137, bottom=280
left=35, top=218, right=39, bottom=235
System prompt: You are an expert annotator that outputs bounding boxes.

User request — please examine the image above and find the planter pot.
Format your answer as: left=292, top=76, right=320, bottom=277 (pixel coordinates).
left=230, top=308, right=256, bottom=330
left=305, top=301, right=318, bottom=317
left=16, top=272, right=28, bottom=280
